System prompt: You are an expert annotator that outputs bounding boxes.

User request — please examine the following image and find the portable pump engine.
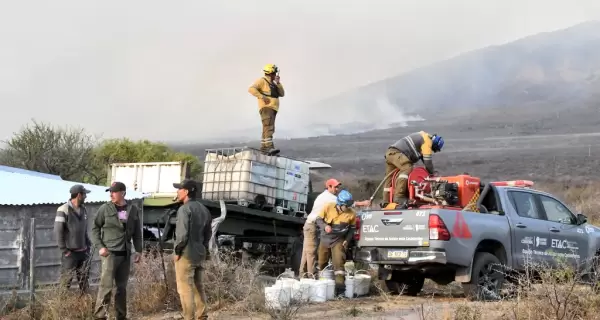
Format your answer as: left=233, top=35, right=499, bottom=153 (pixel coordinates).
left=388, top=167, right=482, bottom=209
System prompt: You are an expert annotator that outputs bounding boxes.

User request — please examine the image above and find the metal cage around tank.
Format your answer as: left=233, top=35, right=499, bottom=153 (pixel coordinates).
left=201, top=147, right=310, bottom=216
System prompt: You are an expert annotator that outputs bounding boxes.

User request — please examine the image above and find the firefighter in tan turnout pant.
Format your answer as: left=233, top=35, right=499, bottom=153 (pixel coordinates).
left=248, top=64, right=285, bottom=155
left=384, top=131, right=445, bottom=205
left=315, top=190, right=357, bottom=295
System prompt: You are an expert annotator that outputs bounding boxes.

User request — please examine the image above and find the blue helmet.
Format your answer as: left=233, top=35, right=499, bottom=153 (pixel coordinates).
left=432, top=134, right=444, bottom=152
left=336, top=190, right=354, bottom=207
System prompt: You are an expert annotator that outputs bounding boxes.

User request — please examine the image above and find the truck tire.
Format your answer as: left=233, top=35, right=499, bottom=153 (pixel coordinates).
left=385, top=271, right=425, bottom=296
left=463, top=252, right=504, bottom=301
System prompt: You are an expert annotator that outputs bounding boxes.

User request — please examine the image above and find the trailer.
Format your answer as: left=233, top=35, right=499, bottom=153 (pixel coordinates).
left=107, top=147, right=332, bottom=275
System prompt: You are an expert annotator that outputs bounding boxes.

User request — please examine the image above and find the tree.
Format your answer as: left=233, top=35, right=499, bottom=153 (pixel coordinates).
left=0, top=120, right=202, bottom=186
left=0, top=120, right=98, bottom=181
left=92, top=138, right=202, bottom=184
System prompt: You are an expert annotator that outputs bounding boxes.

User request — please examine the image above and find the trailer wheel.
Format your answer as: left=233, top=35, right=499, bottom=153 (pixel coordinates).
left=385, top=271, right=425, bottom=296
left=463, top=252, right=504, bottom=301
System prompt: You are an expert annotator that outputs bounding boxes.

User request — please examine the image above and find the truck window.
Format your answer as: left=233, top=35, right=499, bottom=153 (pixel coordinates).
left=479, top=185, right=500, bottom=214
left=538, top=195, right=576, bottom=225
left=507, top=191, right=542, bottom=220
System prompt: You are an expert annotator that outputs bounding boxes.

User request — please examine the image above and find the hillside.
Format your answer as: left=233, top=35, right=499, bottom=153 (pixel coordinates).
left=315, top=20, right=600, bottom=120
left=175, top=21, right=600, bottom=186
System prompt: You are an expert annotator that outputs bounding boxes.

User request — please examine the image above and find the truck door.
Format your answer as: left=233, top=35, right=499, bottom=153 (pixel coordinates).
left=536, top=194, right=588, bottom=270
left=507, top=190, right=551, bottom=269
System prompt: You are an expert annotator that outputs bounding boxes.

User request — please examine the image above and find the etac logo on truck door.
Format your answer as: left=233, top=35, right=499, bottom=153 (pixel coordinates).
left=362, top=224, right=379, bottom=233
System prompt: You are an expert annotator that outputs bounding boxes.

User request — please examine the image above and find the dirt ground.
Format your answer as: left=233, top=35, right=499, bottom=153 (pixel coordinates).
left=140, top=295, right=504, bottom=320
left=138, top=281, right=507, bottom=320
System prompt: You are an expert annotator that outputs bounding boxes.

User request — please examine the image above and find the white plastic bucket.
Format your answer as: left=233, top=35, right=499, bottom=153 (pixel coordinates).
left=264, top=282, right=292, bottom=309
left=354, top=270, right=372, bottom=296
left=265, top=272, right=299, bottom=309
left=345, top=276, right=356, bottom=298
left=319, top=264, right=334, bottom=280
left=325, top=279, right=335, bottom=300
left=311, top=280, right=328, bottom=302
left=298, top=279, right=315, bottom=302
left=296, top=273, right=316, bottom=302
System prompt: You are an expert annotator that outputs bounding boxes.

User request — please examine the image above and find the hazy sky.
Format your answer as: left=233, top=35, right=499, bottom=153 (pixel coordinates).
left=1, top=0, right=599, bottom=143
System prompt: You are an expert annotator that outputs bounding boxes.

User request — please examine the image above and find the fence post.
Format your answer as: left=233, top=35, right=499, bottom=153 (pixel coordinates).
left=29, top=218, right=36, bottom=306
left=18, top=222, right=27, bottom=290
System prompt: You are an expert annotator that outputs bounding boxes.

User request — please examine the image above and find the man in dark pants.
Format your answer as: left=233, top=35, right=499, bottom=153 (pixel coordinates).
left=91, top=182, right=143, bottom=320
left=54, top=184, right=92, bottom=294
left=173, top=179, right=212, bottom=320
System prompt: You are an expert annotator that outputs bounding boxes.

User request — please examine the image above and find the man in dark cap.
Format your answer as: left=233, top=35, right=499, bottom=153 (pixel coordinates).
left=91, top=181, right=143, bottom=320
left=173, top=179, right=212, bottom=320
left=54, top=184, right=92, bottom=294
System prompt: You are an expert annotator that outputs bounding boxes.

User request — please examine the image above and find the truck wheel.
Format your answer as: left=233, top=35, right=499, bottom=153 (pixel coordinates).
left=463, top=252, right=504, bottom=301
left=385, top=271, right=425, bottom=296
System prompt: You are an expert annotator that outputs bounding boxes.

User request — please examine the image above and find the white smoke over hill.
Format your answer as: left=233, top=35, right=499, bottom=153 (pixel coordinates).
left=277, top=98, right=424, bottom=139
left=204, top=98, right=425, bottom=144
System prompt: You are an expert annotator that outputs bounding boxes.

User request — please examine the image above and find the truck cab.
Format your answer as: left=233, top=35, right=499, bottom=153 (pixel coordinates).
left=354, top=178, right=600, bottom=300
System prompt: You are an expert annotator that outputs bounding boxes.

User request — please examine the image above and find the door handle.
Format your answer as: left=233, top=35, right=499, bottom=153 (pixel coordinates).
left=515, top=223, right=527, bottom=228
left=549, top=227, right=560, bottom=233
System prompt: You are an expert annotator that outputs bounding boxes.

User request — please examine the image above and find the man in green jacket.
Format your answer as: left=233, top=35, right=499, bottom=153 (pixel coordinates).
left=91, top=181, right=143, bottom=320
left=173, top=179, right=212, bottom=320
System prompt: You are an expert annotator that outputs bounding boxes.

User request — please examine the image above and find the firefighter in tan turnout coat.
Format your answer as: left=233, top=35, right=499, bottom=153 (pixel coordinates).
left=384, top=131, right=445, bottom=205
left=248, top=64, right=285, bottom=155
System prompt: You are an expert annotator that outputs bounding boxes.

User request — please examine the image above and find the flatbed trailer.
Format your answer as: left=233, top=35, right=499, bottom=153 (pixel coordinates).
left=108, top=151, right=332, bottom=275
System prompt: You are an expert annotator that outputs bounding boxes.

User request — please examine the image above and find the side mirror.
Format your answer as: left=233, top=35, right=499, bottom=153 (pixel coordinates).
left=576, top=213, right=587, bottom=225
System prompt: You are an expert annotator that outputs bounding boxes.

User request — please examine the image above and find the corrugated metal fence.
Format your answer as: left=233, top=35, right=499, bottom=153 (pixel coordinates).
left=0, top=218, right=101, bottom=292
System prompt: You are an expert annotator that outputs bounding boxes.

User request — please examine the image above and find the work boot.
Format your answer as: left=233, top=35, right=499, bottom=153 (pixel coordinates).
left=335, top=285, right=345, bottom=297
left=267, top=148, right=280, bottom=156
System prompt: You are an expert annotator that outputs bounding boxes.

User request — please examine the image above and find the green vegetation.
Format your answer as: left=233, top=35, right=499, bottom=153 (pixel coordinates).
left=0, top=120, right=201, bottom=185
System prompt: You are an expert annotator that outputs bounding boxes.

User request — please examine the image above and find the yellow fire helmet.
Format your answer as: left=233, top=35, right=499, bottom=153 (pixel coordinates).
left=263, top=64, right=278, bottom=75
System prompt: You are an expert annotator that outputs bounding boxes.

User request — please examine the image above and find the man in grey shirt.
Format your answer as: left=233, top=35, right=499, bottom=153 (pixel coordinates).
left=54, top=184, right=92, bottom=294
left=173, top=179, right=212, bottom=320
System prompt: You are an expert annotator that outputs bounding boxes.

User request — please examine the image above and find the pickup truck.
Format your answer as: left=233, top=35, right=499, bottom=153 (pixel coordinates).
left=353, top=182, right=600, bottom=300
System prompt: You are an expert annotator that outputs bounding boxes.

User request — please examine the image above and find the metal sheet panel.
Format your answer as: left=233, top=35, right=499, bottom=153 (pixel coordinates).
left=0, top=165, right=63, bottom=180
left=0, top=171, right=147, bottom=206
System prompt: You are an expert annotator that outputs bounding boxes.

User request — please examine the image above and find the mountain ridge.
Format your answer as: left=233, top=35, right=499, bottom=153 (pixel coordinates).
left=315, top=20, right=600, bottom=116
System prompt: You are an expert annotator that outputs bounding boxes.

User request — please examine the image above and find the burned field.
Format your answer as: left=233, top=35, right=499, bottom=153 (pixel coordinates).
left=179, top=121, right=600, bottom=185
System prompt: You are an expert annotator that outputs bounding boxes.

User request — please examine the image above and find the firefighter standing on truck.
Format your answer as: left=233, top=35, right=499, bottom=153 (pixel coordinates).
left=248, top=64, right=285, bottom=155
left=384, top=131, right=444, bottom=205
left=315, top=190, right=357, bottom=295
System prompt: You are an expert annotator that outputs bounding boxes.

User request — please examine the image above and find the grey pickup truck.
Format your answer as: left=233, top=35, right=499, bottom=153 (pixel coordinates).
left=353, top=182, right=600, bottom=300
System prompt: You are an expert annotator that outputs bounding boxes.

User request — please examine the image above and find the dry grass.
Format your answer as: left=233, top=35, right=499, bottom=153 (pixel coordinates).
left=0, top=247, right=272, bottom=320
left=426, top=259, right=600, bottom=320
left=536, top=181, right=600, bottom=223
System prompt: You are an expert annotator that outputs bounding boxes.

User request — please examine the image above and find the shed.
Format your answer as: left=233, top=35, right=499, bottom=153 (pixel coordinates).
left=0, top=170, right=147, bottom=291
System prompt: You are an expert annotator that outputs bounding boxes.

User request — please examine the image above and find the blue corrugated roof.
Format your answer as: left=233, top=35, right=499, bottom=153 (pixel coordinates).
left=0, top=165, right=63, bottom=180
left=0, top=170, right=147, bottom=206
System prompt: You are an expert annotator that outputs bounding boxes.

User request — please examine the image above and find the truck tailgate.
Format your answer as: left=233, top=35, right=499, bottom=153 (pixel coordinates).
left=358, top=209, right=430, bottom=247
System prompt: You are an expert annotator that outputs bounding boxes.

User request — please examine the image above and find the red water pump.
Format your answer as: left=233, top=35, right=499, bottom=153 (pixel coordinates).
left=389, top=167, right=481, bottom=209
left=388, top=167, right=535, bottom=209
